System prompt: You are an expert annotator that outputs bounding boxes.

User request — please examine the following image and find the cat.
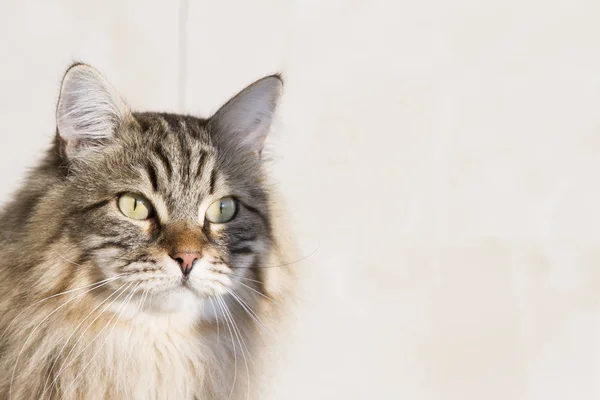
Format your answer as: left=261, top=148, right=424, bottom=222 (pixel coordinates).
left=0, top=63, right=295, bottom=399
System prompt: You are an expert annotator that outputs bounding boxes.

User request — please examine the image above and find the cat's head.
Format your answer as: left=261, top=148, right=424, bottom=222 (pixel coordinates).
left=50, top=63, right=282, bottom=314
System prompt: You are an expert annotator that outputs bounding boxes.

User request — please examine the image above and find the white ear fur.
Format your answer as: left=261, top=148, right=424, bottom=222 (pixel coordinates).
left=209, top=75, right=283, bottom=154
left=56, top=64, right=130, bottom=157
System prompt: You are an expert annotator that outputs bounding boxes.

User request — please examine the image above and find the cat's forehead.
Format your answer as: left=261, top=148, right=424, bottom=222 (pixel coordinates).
left=134, top=112, right=210, bottom=142
left=78, top=112, right=263, bottom=221
left=123, top=113, right=219, bottom=201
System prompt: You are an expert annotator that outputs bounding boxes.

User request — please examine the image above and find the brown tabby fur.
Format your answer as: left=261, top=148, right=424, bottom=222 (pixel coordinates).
left=0, top=64, right=295, bottom=399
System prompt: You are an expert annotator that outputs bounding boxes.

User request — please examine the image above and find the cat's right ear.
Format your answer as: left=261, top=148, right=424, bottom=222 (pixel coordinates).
left=56, top=63, right=131, bottom=159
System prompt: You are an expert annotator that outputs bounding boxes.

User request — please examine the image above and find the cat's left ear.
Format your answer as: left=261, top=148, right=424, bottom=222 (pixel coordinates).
left=56, top=63, right=132, bottom=158
left=208, top=75, right=283, bottom=156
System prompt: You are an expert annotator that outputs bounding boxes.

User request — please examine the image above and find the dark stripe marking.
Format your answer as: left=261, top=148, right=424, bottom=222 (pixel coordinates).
left=195, top=151, right=206, bottom=180
left=175, top=132, right=191, bottom=180
left=80, top=199, right=110, bottom=214
left=242, top=203, right=269, bottom=228
left=145, top=163, right=159, bottom=191
left=154, top=145, right=173, bottom=178
left=209, top=168, right=217, bottom=194
left=231, top=246, right=254, bottom=255
left=161, top=113, right=181, bottom=130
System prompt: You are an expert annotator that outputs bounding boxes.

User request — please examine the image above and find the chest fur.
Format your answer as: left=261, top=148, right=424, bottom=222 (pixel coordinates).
left=46, top=321, right=220, bottom=400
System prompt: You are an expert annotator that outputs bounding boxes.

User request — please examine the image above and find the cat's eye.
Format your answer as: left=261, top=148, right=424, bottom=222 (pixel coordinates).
left=205, top=197, right=237, bottom=224
left=118, top=193, right=154, bottom=220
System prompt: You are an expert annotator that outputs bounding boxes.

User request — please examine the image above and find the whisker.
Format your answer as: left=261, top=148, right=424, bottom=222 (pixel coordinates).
left=124, top=287, right=148, bottom=346
left=45, top=283, right=132, bottom=399
left=231, top=275, right=263, bottom=284
left=234, top=279, right=281, bottom=307
left=208, top=297, right=220, bottom=344
left=40, top=282, right=129, bottom=398
left=221, top=297, right=252, bottom=357
left=223, top=287, right=267, bottom=333
left=53, top=251, right=84, bottom=268
left=0, top=274, right=125, bottom=343
left=127, top=287, right=149, bottom=359
left=216, top=296, right=238, bottom=400
left=229, top=243, right=320, bottom=269
left=9, top=277, right=123, bottom=400
left=218, top=296, right=251, bottom=400
left=59, top=283, right=139, bottom=399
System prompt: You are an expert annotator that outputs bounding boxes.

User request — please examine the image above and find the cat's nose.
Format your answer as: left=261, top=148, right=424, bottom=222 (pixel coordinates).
left=171, top=252, right=201, bottom=276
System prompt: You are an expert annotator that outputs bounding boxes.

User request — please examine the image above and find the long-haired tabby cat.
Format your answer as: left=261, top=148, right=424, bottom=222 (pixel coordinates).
left=0, top=63, right=295, bottom=399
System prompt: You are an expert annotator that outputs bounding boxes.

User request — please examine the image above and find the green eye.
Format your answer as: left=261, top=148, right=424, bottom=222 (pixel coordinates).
left=118, top=193, right=154, bottom=220
left=205, top=197, right=237, bottom=224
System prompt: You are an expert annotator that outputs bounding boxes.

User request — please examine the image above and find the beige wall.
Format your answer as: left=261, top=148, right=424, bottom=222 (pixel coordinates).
left=2, top=0, right=600, bottom=399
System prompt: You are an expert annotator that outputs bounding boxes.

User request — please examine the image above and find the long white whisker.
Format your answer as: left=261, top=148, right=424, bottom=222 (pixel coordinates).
left=208, top=297, right=220, bottom=344
left=217, top=296, right=238, bottom=400
left=229, top=245, right=320, bottom=269
left=220, top=296, right=252, bottom=358
left=120, top=286, right=148, bottom=364
left=59, top=283, right=138, bottom=399
left=52, top=251, right=85, bottom=268
left=9, top=276, right=121, bottom=400
left=124, top=287, right=147, bottom=347
left=224, top=287, right=267, bottom=333
left=219, top=296, right=250, bottom=400
left=40, top=282, right=128, bottom=399
left=231, top=274, right=263, bottom=284
left=46, top=283, right=132, bottom=399
left=0, top=274, right=125, bottom=343
left=235, top=280, right=281, bottom=307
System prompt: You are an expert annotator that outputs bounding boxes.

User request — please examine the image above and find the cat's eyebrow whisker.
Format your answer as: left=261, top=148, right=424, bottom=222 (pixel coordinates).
left=9, top=277, right=124, bottom=400
left=60, top=283, right=139, bottom=399
left=45, top=283, right=133, bottom=399
left=40, top=281, right=130, bottom=398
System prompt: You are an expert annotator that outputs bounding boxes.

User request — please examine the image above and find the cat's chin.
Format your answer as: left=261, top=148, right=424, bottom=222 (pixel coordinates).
left=145, top=285, right=204, bottom=315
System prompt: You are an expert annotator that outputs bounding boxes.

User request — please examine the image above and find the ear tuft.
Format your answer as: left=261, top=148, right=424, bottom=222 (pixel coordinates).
left=56, top=63, right=130, bottom=158
left=208, top=74, right=283, bottom=155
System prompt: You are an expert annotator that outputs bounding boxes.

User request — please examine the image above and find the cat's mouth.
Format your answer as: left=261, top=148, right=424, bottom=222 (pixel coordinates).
left=169, top=271, right=231, bottom=299
left=181, top=276, right=192, bottom=286
left=178, top=275, right=210, bottom=294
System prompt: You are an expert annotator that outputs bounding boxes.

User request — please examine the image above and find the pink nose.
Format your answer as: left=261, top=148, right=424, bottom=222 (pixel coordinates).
left=171, top=252, right=201, bottom=276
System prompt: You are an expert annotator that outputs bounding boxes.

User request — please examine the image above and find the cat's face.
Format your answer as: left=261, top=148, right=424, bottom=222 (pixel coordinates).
left=63, top=115, right=268, bottom=312
left=53, top=64, right=281, bottom=315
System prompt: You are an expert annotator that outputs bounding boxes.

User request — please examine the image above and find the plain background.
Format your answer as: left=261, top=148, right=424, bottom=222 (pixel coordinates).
left=2, top=0, right=600, bottom=399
